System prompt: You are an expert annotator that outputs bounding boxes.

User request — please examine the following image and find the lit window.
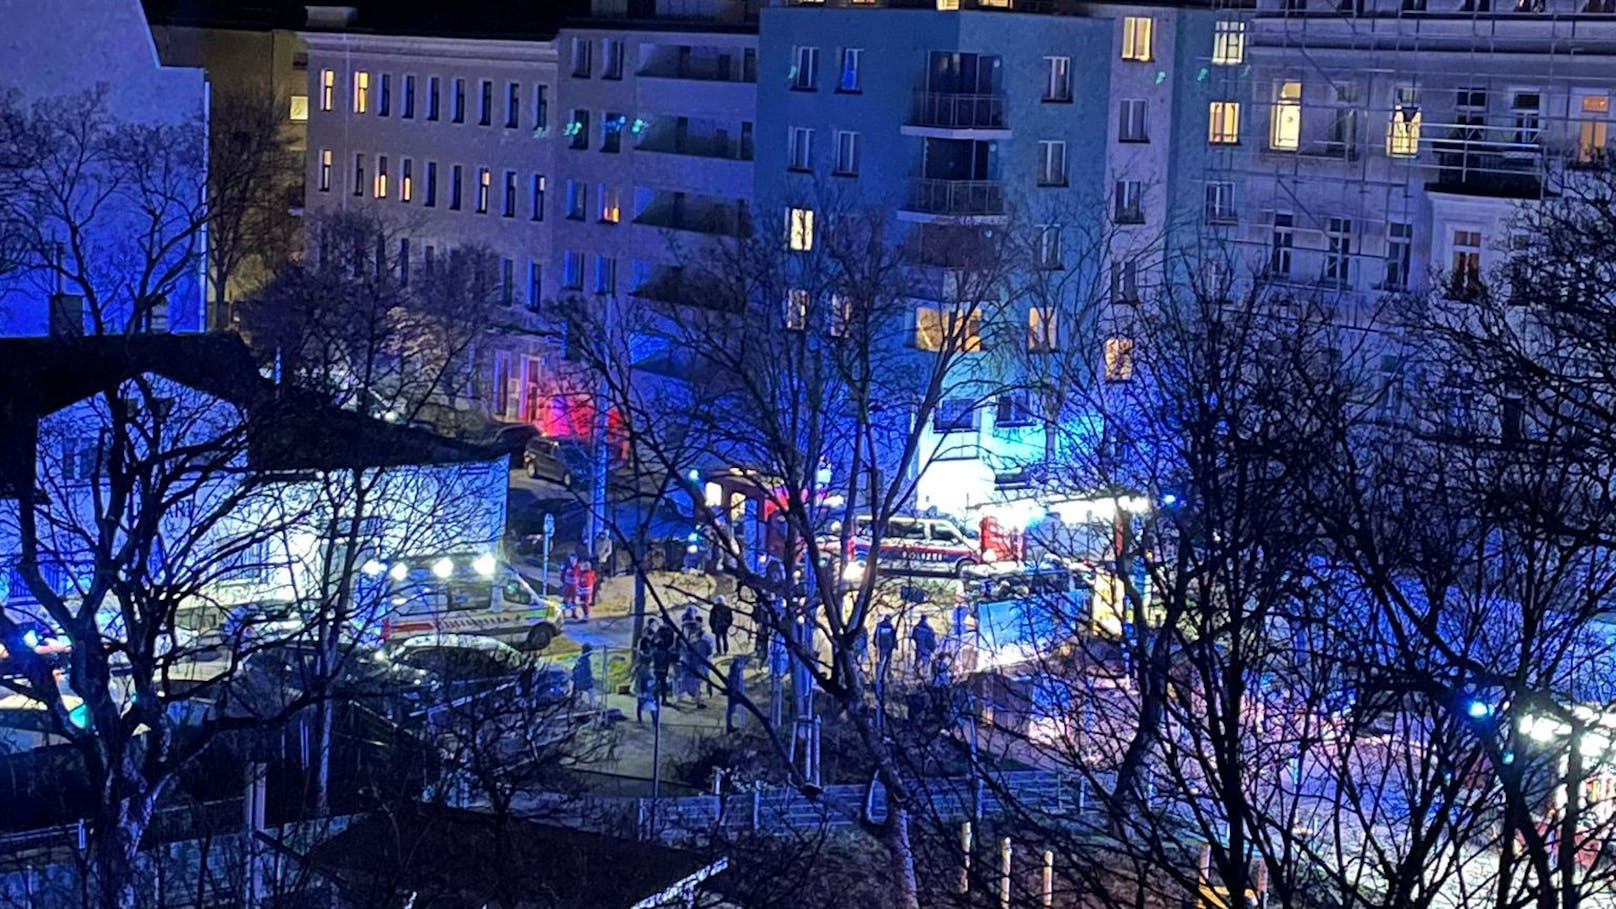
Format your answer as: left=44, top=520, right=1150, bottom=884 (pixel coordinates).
left=600, top=185, right=621, bottom=223
left=1270, top=81, right=1302, bottom=151
left=1122, top=17, right=1154, bottom=61
left=320, top=69, right=335, bottom=111
left=784, top=289, right=809, bottom=330
left=788, top=207, right=815, bottom=251
left=1579, top=94, right=1610, bottom=163
left=1212, top=21, right=1245, bottom=65
left=352, top=71, right=370, bottom=114
left=318, top=148, right=332, bottom=192
left=1209, top=101, right=1241, bottom=144
left=915, top=306, right=982, bottom=352
left=1387, top=87, right=1422, bottom=157
left=401, top=158, right=413, bottom=202
left=476, top=167, right=491, bottom=214
left=1027, top=307, right=1058, bottom=353
left=373, top=155, right=388, bottom=198
left=289, top=94, right=309, bottom=122
left=1104, top=337, right=1135, bottom=382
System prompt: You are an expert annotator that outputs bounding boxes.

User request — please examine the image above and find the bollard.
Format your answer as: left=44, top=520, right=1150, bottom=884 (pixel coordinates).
left=1000, top=837, right=1012, bottom=909
left=960, top=821, right=973, bottom=894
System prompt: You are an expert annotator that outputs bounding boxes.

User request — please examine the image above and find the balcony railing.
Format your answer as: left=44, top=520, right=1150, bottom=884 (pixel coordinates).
left=634, top=203, right=752, bottom=238
left=907, top=92, right=1007, bottom=131
left=636, top=133, right=754, bottom=161
left=904, top=179, right=1006, bottom=217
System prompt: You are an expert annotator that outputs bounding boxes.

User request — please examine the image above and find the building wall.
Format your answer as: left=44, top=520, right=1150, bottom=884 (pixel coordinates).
left=0, top=375, right=507, bottom=626
left=0, top=0, right=208, bottom=337
left=301, top=32, right=561, bottom=428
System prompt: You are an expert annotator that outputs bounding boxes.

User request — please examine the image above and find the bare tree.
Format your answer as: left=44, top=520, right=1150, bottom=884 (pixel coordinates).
left=0, top=86, right=206, bottom=334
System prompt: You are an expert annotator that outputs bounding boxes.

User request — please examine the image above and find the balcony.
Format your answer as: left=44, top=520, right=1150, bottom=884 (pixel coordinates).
left=903, top=92, right=1009, bottom=138
left=636, top=130, right=753, bottom=162
left=1425, top=137, right=1547, bottom=199
left=899, top=178, right=1006, bottom=223
left=634, top=198, right=752, bottom=238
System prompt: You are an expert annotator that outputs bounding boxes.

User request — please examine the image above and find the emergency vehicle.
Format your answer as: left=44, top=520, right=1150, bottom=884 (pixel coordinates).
left=367, top=552, right=564, bottom=652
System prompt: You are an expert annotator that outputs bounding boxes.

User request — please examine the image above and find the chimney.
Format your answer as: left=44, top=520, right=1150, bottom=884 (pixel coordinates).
left=49, top=294, right=84, bottom=338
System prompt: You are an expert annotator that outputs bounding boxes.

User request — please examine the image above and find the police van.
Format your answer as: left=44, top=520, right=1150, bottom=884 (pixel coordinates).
left=366, top=552, right=565, bottom=652
left=845, top=515, right=984, bottom=577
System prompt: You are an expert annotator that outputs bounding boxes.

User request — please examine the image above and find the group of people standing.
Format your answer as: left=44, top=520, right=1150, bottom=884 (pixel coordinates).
left=558, top=552, right=599, bottom=622
left=632, top=596, right=752, bottom=732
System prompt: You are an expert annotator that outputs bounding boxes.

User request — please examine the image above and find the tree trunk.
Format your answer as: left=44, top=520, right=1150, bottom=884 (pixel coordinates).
left=882, top=807, right=922, bottom=909
left=93, top=794, right=152, bottom=909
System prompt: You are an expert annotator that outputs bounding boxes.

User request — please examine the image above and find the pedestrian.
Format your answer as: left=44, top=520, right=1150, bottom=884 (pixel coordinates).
left=638, top=618, right=659, bottom=663
left=910, top=615, right=937, bottom=675
left=681, top=604, right=703, bottom=646
left=594, top=530, right=615, bottom=577
left=710, top=595, right=734, bottom=656
left=560, top=552, right=580, bottom=621
left=634, top=657, right=658, bottom=724
left=677, top=632, right=709, bottom=709
left=725, top=656, right=749, bottom=734
left=577, top=560, right=598, bottom=622
left=572, top=643, right=596, bottom=708
left=652, top=627, right=675, bottom=705
left=753, top=595, right=775, bottom=657
left=874, top=615, right=897, bottom=684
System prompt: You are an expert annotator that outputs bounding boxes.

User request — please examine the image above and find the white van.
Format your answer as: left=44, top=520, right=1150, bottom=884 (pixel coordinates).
left=367, top=554, right=565, bottom=652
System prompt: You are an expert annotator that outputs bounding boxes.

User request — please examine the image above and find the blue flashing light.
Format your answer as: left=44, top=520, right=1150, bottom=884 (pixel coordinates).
left=1466, top=699, right=1493, bottom=719
left=21, top=630, right=38, bottom=649
left=68, top=703, right=90, bottom=729
left=1162, top=493, right=1179, bottom=507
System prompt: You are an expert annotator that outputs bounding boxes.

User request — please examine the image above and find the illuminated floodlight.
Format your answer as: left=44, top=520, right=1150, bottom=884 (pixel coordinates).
left=431, top=557, right=455, bottom=579
left=361, top=559, right=386, bottom=577
left=473, top=553, right=497, bottom=577
left=843, top=561, right=866, bottom=584
left=388, top=561, right=409, bottom=582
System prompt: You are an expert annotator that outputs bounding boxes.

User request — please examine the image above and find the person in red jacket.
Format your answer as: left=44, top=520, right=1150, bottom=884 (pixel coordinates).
left=578, top=560, right=599, bottom=623
left=560, top=553, right=580, bottom=621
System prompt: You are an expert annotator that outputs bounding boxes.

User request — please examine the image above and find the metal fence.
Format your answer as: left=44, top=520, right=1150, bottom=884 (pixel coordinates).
left=629, top=769, right=1087, bottom=843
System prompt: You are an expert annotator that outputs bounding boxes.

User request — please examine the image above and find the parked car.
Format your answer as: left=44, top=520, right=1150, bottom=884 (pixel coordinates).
left=243, top=643, right=430, bottom=718
left=385, top=634, right=569, bottom=705
left=220, top=601, right=306, bottom=645
left=522, top=436, right=577, bottom=487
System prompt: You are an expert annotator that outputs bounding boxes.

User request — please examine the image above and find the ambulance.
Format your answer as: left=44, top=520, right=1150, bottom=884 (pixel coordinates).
left=365, top=552, right=565, bottom=652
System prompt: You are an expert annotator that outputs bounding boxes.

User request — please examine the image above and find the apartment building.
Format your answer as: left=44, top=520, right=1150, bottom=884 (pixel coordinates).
left=551, top=15, right=760, bottom=387
left=148, top=3, right=310, bottom=327
left=0, top=0, right=207, bottom=336
left=301, top=13, right=562, bottom=431
left=1204, top=0, right=1616, bottom=315
left=757, top=1, right=1227, bottom=515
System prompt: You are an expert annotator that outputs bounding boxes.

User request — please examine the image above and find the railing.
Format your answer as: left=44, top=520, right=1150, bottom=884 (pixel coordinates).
left=904, top=179, right=1006, bottom=217
left=908, top=92, right=1007, bottom=131
left=627, top=769, right=1081, bottom=843
left=633, top=204, right=752, bottom=238
left=636, top=134, right=753, bottom=161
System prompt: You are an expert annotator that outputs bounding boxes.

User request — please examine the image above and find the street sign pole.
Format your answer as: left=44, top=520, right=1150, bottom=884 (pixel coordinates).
left=542, top=512, right=555, bottom=595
